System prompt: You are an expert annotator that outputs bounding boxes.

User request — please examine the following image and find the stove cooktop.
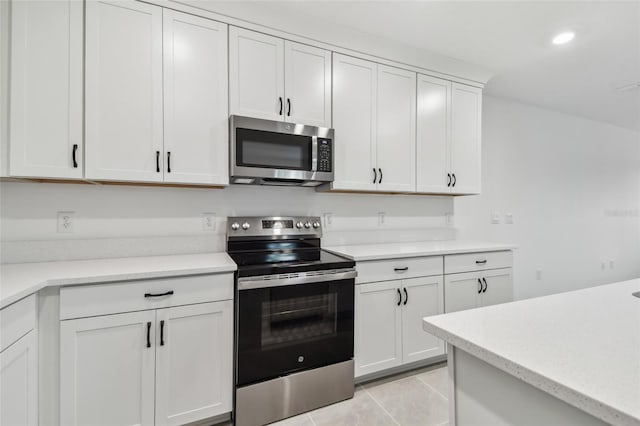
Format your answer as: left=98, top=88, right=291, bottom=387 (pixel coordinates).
left=228, top=248, right=354, bottom=277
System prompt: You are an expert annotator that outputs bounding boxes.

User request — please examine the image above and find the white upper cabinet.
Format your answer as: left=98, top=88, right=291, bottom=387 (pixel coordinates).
left=376, top=65, right=416, bottom=192
left=229, top=27, right=332, bottom=127
left=284, top=41, right=332, bottom=128
left=163, top=10, right=228, bottom=185
left=416, top=74, right=451, bottom=193
left=229, top=27, right=285, bottom=121
left=85, top=0, right=164, bottom=182
left=450, top=83, right=482, bottom=194
left=9, top=0, right=83, bottom=179
left=332, top=53, right=377, bottom=191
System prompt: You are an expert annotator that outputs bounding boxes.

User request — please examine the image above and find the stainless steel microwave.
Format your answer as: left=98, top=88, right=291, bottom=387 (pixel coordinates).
left=230, top=115, right=334, bottom=186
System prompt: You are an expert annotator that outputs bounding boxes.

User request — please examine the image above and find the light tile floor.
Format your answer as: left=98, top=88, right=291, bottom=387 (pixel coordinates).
left=243, top=362, right=450, bottom=426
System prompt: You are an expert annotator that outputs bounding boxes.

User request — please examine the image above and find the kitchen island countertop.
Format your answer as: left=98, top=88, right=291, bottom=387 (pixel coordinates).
left=423, top=279, right=640, bottom=426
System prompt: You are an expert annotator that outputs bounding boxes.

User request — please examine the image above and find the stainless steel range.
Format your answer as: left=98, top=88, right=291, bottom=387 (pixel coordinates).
left=227, top=216, right=356, bottom=426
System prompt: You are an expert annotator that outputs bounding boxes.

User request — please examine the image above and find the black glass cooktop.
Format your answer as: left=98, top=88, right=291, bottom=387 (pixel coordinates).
left=227, top=238, right=354, bottom=277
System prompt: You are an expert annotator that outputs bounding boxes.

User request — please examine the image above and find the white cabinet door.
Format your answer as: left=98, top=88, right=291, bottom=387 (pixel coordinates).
left=444, top=271, right=481, bottom=313
left=229, top=27, right=284, bottom=121
left=401, top=277, right=445, bottom=364
left=376, top=65, right=416, bottom=192
left=355, top=280, right=402, bottom=377
left=155, top=301, right=233, bottom=426
left=480, top=268, right=513, bottom=308
left=284, top=41, right=331, bottom=128
left=0, top=330, right=37, bottom=426
left=60, top=311, right=156, bottom=426
left=416, top=74, right=451, bottom=193
left=332, top=53, right=377, bottom=191
left=85, top=0, right=163, bottom=182
left=9, top=0, right=83, bottom=179
left=450, top=83, right=482, bottom=195
left=163, top=10, right=228, bottom=185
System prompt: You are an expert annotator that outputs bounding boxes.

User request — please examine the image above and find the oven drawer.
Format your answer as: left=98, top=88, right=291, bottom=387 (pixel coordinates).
left=60, top=273, right=233, bottom=320
left=444, top=251, right=513, bottom=274
left=356, top=256, right=443, bottom=284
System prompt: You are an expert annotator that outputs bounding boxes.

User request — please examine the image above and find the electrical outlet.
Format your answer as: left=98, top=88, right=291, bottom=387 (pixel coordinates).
left=323, top=213, right=334, bottom=229
left=445, top=212, right=454, bottom=225
left=57, top=211, right=75, bottom=233
left=505, top=212, right=514, bottom=224
left=601, top=261, right=606, bottom=270
left=378, top=212, right=386, bottom=226
left=535, top=269, right=542, bottom=280
left=491, top=211, right=501, bottom=224
left=609, top=259, right=615, bottom=270
left=202, top=213, right=216, bottom=231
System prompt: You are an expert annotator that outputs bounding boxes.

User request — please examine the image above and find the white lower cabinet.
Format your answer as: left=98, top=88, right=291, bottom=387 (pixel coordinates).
left=355, top=275, right=444, bottom=378
left=401, top=277, right=445, bottom=364
left=155, top=302, right=232, bottom=426
left=355, top=280, right=403, bottom=376
left=60, top=310, right=157, bottom=426
left=444, top=268, right=513, bottom=313
left=60, top=276, right=233, bottom=426
left=0, top=330, right=38, bottom=426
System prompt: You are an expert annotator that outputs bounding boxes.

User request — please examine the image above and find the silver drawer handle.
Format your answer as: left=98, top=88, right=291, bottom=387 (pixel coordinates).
left=475, top=259, right=487, bottom=264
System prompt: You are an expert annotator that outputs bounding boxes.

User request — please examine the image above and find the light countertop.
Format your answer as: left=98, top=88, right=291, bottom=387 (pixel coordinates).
left=423, top=279, right=640, bottom=426
left=325, top=241, right=516, bottom=261
left=0, top=252, right=237, bottom=309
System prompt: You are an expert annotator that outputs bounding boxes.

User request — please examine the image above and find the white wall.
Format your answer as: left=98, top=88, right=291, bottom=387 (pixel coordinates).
left=0, top=182, right=454, bottom=263
left=456, top=96, right=640, bottom=300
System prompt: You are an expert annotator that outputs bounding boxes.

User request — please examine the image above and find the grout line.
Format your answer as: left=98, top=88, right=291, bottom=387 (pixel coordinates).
left=415, top=374, right=449, bottom=401
left=364, top=387, right=401, bottom=426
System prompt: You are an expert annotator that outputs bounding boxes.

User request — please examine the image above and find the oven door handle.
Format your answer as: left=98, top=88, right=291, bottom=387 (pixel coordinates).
left=238, top=269, right=357, bottom=290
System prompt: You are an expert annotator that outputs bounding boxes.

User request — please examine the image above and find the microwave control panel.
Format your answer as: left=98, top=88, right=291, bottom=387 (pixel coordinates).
left=317, top=139, right=332, bottom=172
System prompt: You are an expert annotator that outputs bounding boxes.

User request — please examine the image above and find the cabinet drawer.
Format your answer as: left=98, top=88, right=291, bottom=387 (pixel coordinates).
left=356, top=256, right=443, bottom=284
left=1, top=294, right=37, bottom=352
left=60, top=274, right=233, bottom=320
left=445, top=251, right=512, bottom=274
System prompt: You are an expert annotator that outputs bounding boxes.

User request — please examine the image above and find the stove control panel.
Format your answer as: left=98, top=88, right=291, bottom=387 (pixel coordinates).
left=228, top=216, right=322, bottom=238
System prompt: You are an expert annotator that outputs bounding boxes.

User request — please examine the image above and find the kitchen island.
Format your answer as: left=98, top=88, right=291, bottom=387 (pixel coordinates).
left=423, top=279, right=640, bottom=426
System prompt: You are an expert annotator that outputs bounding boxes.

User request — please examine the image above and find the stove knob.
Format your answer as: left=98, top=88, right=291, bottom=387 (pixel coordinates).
left=241, top=222, right=251, bottom=230
left=231, top=222, right=240, bottom=231
left=304, top=222, right=311, bottom=229
left=312, top=221, right=320, bottom=229
left=296, top=221, right=304, bottom=229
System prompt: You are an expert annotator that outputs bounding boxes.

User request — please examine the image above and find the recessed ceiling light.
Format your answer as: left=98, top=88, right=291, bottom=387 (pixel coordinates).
left=552, top=31, right=575, bottom=45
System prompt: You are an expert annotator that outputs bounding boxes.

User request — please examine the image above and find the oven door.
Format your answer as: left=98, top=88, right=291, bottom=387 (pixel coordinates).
left=236, top=278, right=354, bottom=387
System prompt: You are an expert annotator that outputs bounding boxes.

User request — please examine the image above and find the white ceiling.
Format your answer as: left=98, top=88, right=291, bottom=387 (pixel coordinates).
left=213, top=1, right=640, bottom=132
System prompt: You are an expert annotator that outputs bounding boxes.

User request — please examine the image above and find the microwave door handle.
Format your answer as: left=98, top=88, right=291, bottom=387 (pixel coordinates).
left=311, top=136, right=318, bottom=172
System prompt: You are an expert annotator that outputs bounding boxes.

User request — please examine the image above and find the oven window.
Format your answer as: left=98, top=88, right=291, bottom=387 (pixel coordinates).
left=237, top=279, right=354, bottom=386
left=236, top=128, right=312, bottom=170
left=261, top=293, right=337, bottom=348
